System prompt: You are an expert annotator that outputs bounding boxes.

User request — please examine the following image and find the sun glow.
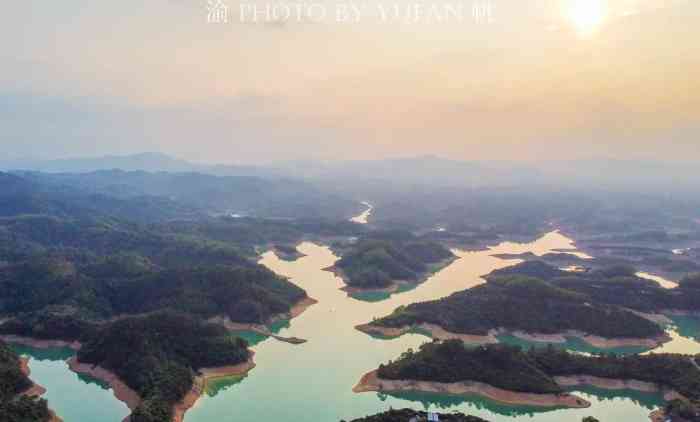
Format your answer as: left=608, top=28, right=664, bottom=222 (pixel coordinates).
left=567, top=0, right=607, bottom=35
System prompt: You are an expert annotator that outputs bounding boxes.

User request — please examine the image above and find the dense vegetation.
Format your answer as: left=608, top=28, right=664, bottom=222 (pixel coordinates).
left=490, top=261, right=700, bottom=314
left=0, top=257, right=307, bottom=333
left=335, top=232, right=454, bottom=288
left=342, top=408, right=490, bottom=422
left=77, top=312, right=251, bottom=422
left=0, top=340, right=51, bottom=422
left=369, top=275, right=663, bottom=339
left=378, top=341, right=562, bottom=394
left=377, top=340, right=700, bottom=419
left=11, top=169, right=360, bottom=221
left=0, top=170, right=368, bottom=422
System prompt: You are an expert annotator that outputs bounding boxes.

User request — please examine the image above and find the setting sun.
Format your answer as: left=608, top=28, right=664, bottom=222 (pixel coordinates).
left=567, top=0, right=607, bottom=35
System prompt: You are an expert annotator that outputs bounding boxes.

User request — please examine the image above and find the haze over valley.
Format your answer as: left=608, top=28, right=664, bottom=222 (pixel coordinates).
left=1, top=1, right=699, bottom=422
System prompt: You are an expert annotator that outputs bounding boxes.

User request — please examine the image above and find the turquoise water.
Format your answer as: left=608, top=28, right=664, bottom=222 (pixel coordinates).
left=185, top=232, right=691, bottom=422
left=496, top=333, right=649, bottom=356
left=9, top=231, right=700, bottom=422
left=11, top=345, right=131, bottom=422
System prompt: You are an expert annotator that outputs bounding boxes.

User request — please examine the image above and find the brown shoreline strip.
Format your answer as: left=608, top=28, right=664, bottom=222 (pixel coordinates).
left=353, top=370, right=590, bottom=409
left=355, top=323, right=672, bottom=350
left=67, top=352, right=256, bottom=422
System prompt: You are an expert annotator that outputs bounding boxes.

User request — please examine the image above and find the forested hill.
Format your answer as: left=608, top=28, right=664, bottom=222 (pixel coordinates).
left=366, top=275, right=663, bottom=339
left=488, top=261, right=700, bottom=314
left=0, top=261, right=306, bottom=336
left=0, top=170, right=341, bottom=347
left=0, top=169, right=372, bottom=333
left=376, top=341, right=700, bottom=421
left=334, top=231, right=455, bottom=289
left=0, top=171, right=201, bottom=223
left=11, top=169, right=361, bottom=221
left=76, top=312, right=251, bottom=422
left=0, top=340, right=52, bottom=422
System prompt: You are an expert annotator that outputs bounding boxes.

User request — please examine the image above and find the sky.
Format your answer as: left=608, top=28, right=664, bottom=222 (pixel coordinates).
left=0, top=0, right=698, bottom=164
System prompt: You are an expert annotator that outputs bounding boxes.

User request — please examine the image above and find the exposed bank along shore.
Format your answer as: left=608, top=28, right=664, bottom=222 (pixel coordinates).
left=208, top=296, right=318, bottom=344
left=353, top=369, right=590, bottom=408
left=68, top=352, right=256, bottom=422
left=0, top=293, right=312, bottom=422
left=18, top=356, right=63, bottom=422
left=354, top=370, right=686, bottom=422
left=355, top=323, right=672, bottom=350
left=324, top=256, right=459, bottom=296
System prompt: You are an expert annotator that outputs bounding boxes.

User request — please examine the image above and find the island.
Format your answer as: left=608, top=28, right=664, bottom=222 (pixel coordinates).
left=354, top=340, right=700, bottom=421
left=271, top=243, right=306, bottom=261
left=358, top=274, right=668, bottom=349
left=328, top=231, right=456, bottom=293
left=0, top=339, right=57, bottom=422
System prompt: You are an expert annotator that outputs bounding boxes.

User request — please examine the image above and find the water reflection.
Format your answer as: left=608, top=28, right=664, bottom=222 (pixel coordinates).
left=10, top=344, right=131, bottom=422
left=186, top=231, right=684, bottom=422
left=497, top=334, right=649, bottom=356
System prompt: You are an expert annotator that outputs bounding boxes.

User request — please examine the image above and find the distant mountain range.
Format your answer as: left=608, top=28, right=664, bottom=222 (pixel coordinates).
left=0, top=167, right=360, bottom=222
left=0, top=152, right=270, bottom=177
left=3, top=152, right=698, bottom=191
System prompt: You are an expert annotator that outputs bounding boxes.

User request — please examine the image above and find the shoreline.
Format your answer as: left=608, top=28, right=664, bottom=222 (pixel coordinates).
left=0, top=334, right=81, bottom=351
left=511, top=330, right=672, bottom=349
left=354, top=370, right=685, bottom=421
left=326, top=255, right=460, bottom=297
left=269, top=244, right=306, bottom=261
left=554, top=375, right=686, bottom=422
left=660, top=309, right=700, bottom=317
left=356, top=323, right=671, bottom=350
left=67, top=356, right=141, bottom=419
left=208, top=296, right=317, bottom=344
left=356, top=323, right=499, bottom=344
left=68, top=352, right=256, bottom=422
left=19, top=357, right=63, bottom=422
left=19, top=357, right=47, bottom=398
left=172, top=351, right=257, bottom=422
left=353, top=370, right=590, bottom=409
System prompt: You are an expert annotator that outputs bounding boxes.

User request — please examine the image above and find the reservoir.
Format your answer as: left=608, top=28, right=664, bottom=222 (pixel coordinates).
left=11, top=345, right=131, bottom=422
left=12, top=231, right=698, bottom=422
left=185, top=231, right=686, bottom=422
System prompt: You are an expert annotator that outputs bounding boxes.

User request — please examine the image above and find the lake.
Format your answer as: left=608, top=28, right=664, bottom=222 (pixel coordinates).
left=14, top=230, right=699, bottom=422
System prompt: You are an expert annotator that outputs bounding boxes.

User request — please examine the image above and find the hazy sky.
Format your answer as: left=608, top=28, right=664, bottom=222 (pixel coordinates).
left=1, top=0, right=698, bottom=163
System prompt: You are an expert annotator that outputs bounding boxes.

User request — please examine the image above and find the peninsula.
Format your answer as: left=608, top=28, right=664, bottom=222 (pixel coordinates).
left=358, top=275, right=668, bottom=349
left=355, top=340, right=700, bottom=419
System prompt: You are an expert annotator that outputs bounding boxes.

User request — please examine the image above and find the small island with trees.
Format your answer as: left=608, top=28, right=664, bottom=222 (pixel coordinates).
left=328, top=231, right=456, bottom=293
